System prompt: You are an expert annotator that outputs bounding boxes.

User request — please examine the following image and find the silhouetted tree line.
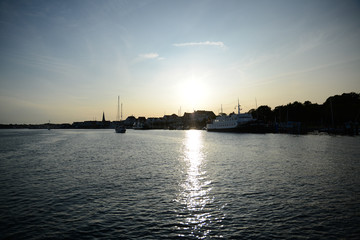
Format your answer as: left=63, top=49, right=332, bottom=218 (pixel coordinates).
left=249, top=92, right=360, bottom=131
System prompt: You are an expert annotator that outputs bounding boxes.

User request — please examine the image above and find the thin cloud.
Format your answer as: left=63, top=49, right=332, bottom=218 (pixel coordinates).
left=294, top=31, right=327, bottom=55
left=247, top=57, right=360, bottom=89
left=139, top=53, right=159, bottom=59
left=133, top=52, right=164, bottom=64
left=5, top=51, right=81, bottom=76
left=173, top=41, right=225, bottom=48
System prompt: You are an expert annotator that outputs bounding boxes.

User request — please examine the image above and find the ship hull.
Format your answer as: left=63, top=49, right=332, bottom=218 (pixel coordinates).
left=115, top=126, right=126, bottom=133
left=207, top=121, right=272, bottom=133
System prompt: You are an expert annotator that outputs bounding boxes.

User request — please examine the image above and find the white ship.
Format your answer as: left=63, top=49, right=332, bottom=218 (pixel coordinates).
left=206, top=100, right=255, bottom=132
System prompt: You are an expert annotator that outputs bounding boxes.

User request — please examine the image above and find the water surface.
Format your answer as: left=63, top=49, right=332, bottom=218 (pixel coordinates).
left=0, top=129, right=359, bottom=239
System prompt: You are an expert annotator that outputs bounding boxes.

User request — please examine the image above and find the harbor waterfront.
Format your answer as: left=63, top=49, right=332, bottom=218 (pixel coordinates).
left=2, top=92, right=360, bottom=135
left=0, top=129, right=359, bottom=239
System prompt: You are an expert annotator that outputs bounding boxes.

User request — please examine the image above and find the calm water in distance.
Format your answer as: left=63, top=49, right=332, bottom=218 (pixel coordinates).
left=0, top=129, right=359, bottom=239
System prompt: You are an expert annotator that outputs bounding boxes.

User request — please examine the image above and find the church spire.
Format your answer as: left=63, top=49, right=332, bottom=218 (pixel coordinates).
left=102, top=112, right=106, bottom=122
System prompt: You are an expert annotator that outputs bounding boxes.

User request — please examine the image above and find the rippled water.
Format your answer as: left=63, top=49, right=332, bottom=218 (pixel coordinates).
left=0, top=129, right=359, bottom=239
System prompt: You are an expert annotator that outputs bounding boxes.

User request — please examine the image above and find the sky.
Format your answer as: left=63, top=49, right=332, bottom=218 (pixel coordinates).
left=0, top=0, right=359, bottom=124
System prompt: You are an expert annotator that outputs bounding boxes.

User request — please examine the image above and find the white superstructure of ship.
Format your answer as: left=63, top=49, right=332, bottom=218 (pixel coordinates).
left=206, top=100, right=255, bottom=132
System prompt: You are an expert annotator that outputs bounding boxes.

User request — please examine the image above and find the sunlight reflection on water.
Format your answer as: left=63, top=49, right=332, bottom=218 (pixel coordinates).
left=176, top=130, right=215, bottom=239
left=1, top=130, right=359, bottom=239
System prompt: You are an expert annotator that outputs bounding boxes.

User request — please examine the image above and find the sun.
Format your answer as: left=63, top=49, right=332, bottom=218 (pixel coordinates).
left=178, top=78, right=207, bottom=110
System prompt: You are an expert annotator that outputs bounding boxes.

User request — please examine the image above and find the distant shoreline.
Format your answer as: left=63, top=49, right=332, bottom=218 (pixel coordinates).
left=1, top=92, right=359, bottom=136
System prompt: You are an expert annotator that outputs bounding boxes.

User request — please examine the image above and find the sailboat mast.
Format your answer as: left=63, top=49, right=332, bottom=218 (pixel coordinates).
left=117, top=96, right=120, bottom=122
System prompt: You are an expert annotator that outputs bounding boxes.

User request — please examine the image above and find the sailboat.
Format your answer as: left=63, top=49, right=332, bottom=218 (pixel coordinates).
left=115, top=125, right=126, bottom=133
left=115, top=96, right=126, bottom=133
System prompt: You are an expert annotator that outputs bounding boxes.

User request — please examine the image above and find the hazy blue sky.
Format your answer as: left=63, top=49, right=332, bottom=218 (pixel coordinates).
left=1, top=0, right=359, bottom=123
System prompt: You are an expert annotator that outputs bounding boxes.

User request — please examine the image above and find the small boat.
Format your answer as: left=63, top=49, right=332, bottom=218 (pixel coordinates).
left=115, top=125, right=126, bottom=133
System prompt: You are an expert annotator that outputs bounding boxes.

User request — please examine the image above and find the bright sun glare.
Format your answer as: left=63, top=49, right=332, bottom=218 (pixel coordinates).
left=178, top=79, right=208, bottom=110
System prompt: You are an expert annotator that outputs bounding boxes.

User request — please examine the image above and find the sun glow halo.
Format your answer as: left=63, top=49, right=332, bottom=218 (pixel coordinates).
left=178, top=79, right=208, bottom=110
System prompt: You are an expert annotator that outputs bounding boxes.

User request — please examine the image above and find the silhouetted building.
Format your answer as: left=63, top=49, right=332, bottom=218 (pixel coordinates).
left=183, top=110, right=216, bottom=129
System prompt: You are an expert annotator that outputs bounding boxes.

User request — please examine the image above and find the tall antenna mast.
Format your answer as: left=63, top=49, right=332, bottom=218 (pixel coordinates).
left=121, top=102, right=123, bottom=121
left=116, top=96, right=120, bottom=121
left=238, top=98, right=241, bottom=114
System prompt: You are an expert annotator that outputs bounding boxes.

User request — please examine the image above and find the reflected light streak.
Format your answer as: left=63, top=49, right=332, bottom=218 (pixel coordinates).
left=177, top=130, right=213, bottom=238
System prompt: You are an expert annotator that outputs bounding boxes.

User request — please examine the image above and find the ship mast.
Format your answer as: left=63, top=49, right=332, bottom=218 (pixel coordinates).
left=116, top=96, right=120, bottom=122
left=237, top=99, right=241, bottom=114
